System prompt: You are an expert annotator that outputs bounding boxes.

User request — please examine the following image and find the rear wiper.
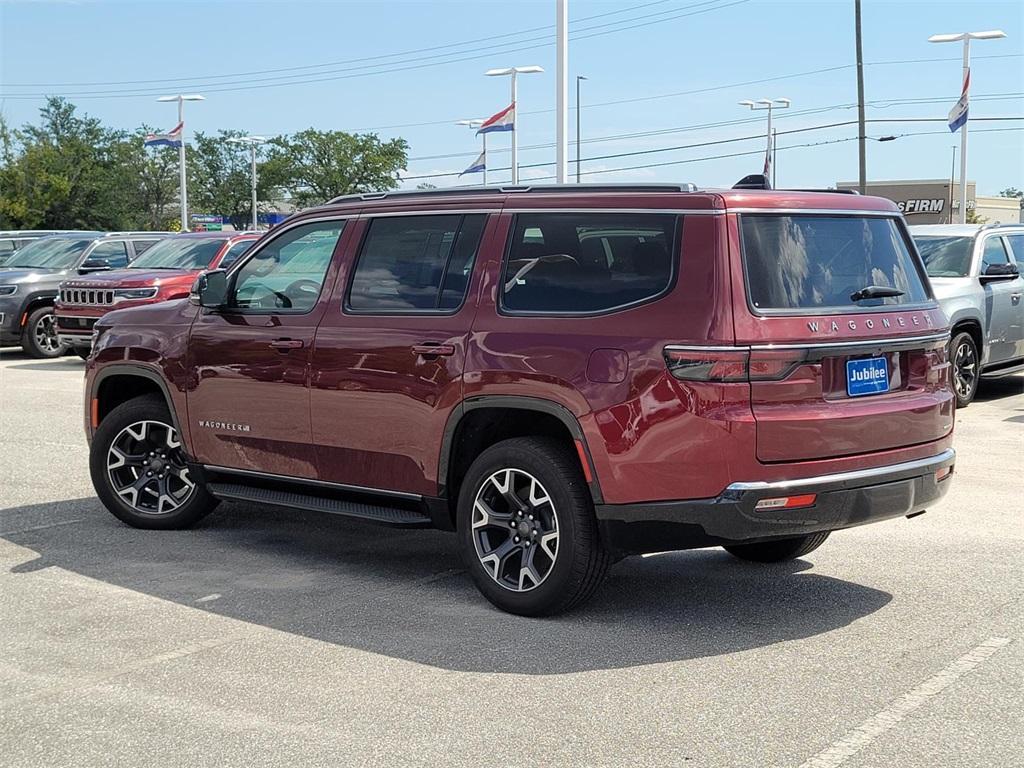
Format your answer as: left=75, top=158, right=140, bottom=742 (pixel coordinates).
left=850, top=285, right=904, bottom=302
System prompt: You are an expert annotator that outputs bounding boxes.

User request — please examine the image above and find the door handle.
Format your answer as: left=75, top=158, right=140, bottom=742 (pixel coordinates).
left=412, top=343, right=456, bottom=357
left=270, top=338, right=304, bottom=350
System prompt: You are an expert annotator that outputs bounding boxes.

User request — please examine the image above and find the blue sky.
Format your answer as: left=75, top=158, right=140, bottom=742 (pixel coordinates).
left=1, top=0, right=1021, bottom=193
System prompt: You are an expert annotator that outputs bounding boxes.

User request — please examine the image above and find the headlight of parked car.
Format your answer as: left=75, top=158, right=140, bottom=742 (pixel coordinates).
left=0, top=285, right=18, bottom=297
left=113, top=287, right=159, bottom=302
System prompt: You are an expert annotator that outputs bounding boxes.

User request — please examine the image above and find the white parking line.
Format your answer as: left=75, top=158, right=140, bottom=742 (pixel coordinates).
left=797, top=637, right=1012, bottom=768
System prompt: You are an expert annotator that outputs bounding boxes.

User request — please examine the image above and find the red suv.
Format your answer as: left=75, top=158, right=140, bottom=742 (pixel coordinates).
left=83, top=184, right=955, bottom=615
left=56, top=231, right=258, bottom=355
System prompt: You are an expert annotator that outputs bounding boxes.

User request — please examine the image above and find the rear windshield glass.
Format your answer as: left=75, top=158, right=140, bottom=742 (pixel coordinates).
left=129, top=238, right=222, bottom=270
left=6, top=238, right=92, bottom=270
left=912, top=235, right=973, bottom=278
left=740, top=215, right=929, bottom=311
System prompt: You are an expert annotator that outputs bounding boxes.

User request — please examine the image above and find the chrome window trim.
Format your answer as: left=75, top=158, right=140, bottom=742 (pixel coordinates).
left=202, top=464, right=422, bottom=501
left=727, top=449, right=955, bottom=492
left=664, top=332, right=950, bottom=353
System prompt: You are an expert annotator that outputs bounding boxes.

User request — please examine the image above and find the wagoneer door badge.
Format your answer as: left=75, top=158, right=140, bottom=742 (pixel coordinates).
left=198, top=420, right=251, bottom=433
left=807, top=313, right=935, bottom=334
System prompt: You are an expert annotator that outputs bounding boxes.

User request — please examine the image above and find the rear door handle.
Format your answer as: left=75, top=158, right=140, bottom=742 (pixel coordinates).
left=412, top=343, right=456, bottom=357
left=270, top=338, right=304, bottom=350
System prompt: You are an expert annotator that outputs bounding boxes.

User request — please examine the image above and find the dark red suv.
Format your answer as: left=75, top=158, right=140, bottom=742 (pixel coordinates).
left=55, top=231, right=258, bottom=355
left=83, top=184, right=955, bottom=615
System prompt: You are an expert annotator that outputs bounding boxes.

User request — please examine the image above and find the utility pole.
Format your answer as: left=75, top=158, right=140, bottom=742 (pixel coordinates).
left=855, top=0, right=867, bottom=195
left=555, top=0, right=569, bottom=183
left=576, top=75, right=587, bottom=183
left=949, top=145, right=958, bottom=224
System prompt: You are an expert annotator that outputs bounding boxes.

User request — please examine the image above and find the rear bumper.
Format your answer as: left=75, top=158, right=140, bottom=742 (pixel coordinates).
left=596, top=449, right=955, bottom=556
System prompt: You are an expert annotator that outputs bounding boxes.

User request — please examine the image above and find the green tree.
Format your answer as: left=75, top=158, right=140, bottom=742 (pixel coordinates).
left=264, top=129, right=408, bottom=207
left=187, top=129, right=274, bottom=228
left=998, top=187, right=1022, bottom=199
left=0, top=97, right=124, bottom=229
left=108, top=129, right=180, bottom=230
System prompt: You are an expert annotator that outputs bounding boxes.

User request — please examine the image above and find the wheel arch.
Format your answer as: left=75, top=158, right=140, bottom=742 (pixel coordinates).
left=92, top=365, right=184, bottom=438
left=949, top=316, right=984, bottom=361
left=438, top=396, right=603, bottom=527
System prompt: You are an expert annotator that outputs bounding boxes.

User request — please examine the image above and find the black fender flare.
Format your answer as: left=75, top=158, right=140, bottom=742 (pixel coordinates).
left=437, top=395, right=603, bottom=503
left=91, top=363, right=185, bottom=438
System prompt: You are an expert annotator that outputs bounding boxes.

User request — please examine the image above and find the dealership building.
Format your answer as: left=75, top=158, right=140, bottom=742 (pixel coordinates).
left=835, top=179, right=1023, bottom=225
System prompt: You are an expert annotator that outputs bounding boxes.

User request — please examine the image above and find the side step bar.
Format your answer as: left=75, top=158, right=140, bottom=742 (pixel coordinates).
left=207, top=482, right=433, bottom=528
left=980, top=359, right=1024, bottom=379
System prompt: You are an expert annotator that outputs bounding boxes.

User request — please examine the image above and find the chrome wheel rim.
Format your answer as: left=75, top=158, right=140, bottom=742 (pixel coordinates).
left=953, top=341, right=977, bottom=400
left=472, top=468, right=559, bottom=592
left=33, top=313, right=62, bottom=353
left=107, top=420, right=195, bottom=514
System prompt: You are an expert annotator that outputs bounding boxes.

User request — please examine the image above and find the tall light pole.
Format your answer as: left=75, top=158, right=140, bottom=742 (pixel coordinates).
left=576, top=75, right=587, bottom=183
left=928, top=29, right=1006, bottom=223
left=855, top=0, right=867, bottom=195
left=555, top=0, right=569, bottom=183
left=949, top=145, right=958, bottom=224
left=739, top=98, right=790, bottom=185
left=484, top=65, right=544, bottom=184
left=156, top=94, right=204, bottom=231
left=227, top=136, right=267, bottom=231
left=456, top=119, right=486, bottom=185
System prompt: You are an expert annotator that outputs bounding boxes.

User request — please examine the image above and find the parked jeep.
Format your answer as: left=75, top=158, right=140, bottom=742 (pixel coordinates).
left=0, top=231, right=170, bottom=358
left=84, top=184, right=955, bottom=615
left=56, top=231, right=258, bottom=357
left=910, top=223, right=1024, bottom=406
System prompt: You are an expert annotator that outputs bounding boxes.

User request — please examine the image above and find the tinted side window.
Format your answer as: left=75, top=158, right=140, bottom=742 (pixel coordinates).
left=89, top=240, right=129, bottom=268
left=219, top=240, right=253, bottom=269
left=1005, top=234, right=1024, bottom=264
left=348, top=214, right=486, bottom=312
left=231, top=221, right=344, bottom=312
left=132, top=240, right=158, bottom=255
left=502, top=213, right=676, bottom=313
left=981, top=237, right=1010, bottom=271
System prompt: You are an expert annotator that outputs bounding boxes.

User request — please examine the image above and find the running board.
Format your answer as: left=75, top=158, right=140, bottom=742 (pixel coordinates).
left=980, top=359, right=1024, bottom=379
left=206, top=482, right=433, bottom=528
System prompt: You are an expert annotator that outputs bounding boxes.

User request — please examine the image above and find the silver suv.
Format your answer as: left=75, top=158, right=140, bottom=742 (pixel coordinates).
left=910, top=223, right=1024, bottom=406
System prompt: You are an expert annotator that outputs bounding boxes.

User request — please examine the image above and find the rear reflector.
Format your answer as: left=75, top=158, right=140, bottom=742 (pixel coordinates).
left=754, top=494, right=817, bottom=511
left=935, top=466, right=953, bottom=482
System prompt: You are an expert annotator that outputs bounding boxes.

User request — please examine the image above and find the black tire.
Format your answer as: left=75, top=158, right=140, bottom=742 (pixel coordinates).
left=723, top=531, right=830, bottom=563
left=89, top=394, right=218, bottom=530
left=457, top=437, right=611, bottom=616
left=950, top=330, right=979, bottom=408
left=21, top=305, right=67, bottom=359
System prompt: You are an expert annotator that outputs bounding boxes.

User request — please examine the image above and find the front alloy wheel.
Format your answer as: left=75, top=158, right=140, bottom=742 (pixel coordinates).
left=951, top=331, right=979, bottom=407
left=22, top=306, right=67, bottom=358
left=472, top=468, right=559, bottom=592
left=107, top=420, right=195, bottom=515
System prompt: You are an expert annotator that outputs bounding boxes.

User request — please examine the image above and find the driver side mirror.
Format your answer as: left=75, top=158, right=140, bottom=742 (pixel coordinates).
left=79, top=258, right=111, bottom=274
left=981, top=262, right=1020, bottom=281
left=189, top=269, right=228, bottom=308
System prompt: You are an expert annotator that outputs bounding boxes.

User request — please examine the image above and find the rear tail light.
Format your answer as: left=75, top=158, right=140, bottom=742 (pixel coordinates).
left=663, top=347, right=806, bottom=382
left=754, top=494, right=817, bottom=511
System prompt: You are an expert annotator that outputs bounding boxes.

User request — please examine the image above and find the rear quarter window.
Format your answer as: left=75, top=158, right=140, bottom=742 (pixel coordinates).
left=741, top=214, right=929, bottom=312
left=501, top=212, right=677, bottom=314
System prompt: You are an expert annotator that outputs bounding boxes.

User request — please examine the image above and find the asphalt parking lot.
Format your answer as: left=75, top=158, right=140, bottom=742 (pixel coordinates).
left=0, top=352, right=1021, bottom=768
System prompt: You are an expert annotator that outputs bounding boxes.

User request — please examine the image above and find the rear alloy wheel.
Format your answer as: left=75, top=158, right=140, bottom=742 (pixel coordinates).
left=724, top=532, right=830, bottom=563
left=457, top=437, right=611, bottom=616
left=90, top=394, right=218, bottom=529
left=950, top=331, right=979, bottom=408
left=22, top=306, right=67, bottom=359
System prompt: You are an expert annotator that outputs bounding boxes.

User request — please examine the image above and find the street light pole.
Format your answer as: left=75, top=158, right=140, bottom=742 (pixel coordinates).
left=227, top=136, right=267, bottom=231
left=576, top=75, right=587, bottom=183
left=556, top=0, right=569, bottom=183
left=157, top=94, right=204, bottom=231
left=738, top=98, right=790, bottom=184
left=929, top=29, right=1006, bottom=223
left=855, top=0, right=867, bottom=195
left=485, top=65, right=544, bottom=185
left=949, top=145, right=958, bottom=224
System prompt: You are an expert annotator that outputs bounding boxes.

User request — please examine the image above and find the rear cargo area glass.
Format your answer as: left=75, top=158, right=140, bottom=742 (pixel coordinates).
left=740, top=215, right=929, bottom=311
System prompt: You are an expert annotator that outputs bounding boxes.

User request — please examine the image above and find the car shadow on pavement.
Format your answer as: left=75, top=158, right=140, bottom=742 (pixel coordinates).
left=3, top=498, right=892, bottom=674
left=974, top=374, right=1024, bottom=403
left=4, top=358, right=85, bottom=371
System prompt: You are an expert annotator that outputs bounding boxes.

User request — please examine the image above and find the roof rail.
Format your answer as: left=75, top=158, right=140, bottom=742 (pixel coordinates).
left=788, top=188, right=860, bottom=195
left=327, top=182, right=699, bottom=205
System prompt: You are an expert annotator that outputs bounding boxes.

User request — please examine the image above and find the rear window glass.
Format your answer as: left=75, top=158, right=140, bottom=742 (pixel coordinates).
left=502, top=213, right=676, bottom=313
left=741, top=215, right=929, bottom=311
left=913, top=235, right=973, bottom=277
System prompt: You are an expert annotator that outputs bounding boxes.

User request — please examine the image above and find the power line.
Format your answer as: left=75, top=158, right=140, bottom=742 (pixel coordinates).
left=0, top=0, right=749, bottom=99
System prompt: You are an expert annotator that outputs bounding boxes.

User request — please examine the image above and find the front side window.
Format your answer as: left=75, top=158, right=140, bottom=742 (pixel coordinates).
left=7, top=238, right=93, bottom=269
left=914, top=235, right=973, bottom=278
left=348, top=214, right=486, bottom=312
left=741, top=215, right=929, bottom=311
left=501, top=212, right=676, bottom=314
left=1005, top=234, right=1024, bottom=264
left=89, top=240, right=129, bottom=268
left=981, top=237, right=1009, bottom=272
left=231, top=220, right=344, bottom=312
left=132, top=240, right=159, bottom=255
left=218, top=240, right=254, bottom=270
